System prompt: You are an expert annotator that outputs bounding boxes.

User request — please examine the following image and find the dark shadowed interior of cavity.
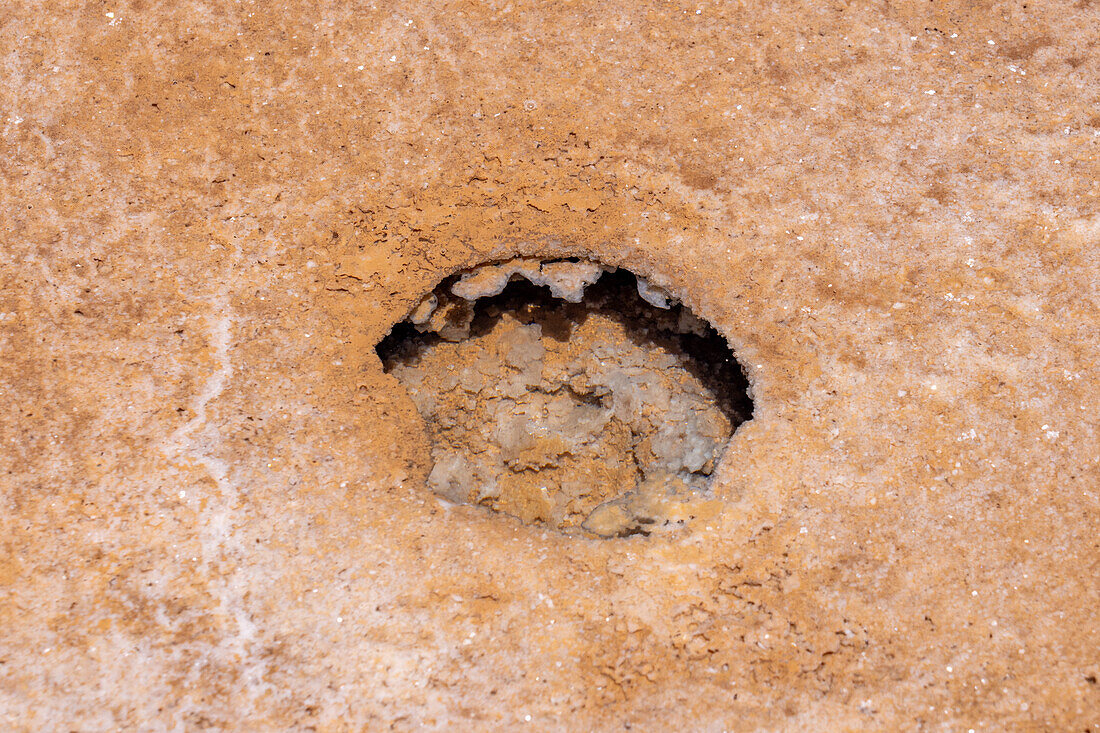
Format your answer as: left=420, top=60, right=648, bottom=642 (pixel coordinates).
left=377, top=268, right=753, bottom=424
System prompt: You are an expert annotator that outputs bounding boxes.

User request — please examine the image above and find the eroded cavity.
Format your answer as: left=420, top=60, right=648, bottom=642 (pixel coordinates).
left=376, top=258, right=753, bottom=537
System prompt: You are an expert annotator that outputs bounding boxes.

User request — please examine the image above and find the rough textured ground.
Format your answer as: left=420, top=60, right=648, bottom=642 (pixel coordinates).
left=1, top=0, right=1099, bottom=730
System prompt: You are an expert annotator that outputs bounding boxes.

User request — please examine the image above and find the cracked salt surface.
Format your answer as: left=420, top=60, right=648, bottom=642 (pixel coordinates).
left=377, top=259, right=752, bottom=537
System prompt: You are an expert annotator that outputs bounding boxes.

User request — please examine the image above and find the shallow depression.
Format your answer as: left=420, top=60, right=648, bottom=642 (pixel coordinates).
left=376, top=258, right=753, bottom=537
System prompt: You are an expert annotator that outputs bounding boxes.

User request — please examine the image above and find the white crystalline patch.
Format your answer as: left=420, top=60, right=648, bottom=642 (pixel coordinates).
left=500, top=323, right=545, bottom=371
left=450, top=260, right=531, bottom=300
left=428, top=453, right=473, bottom=504
left=528, top=260, right=608, bottom=302
left=635, top=276, right=673, bottom=309
left=450, top=258, right=609, bottom=303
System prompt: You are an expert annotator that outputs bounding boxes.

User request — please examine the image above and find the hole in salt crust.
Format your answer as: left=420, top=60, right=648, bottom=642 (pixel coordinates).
left=375, top=258, right=753, bottom=538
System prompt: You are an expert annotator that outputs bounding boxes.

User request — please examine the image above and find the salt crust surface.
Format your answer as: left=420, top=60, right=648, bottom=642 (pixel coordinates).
left=2, top=0, right=1098, bottom=729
